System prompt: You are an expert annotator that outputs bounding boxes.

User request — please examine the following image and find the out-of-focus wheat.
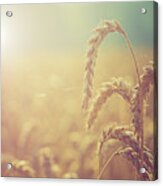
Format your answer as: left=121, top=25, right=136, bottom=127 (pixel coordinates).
left=11, top=160, right=35, bottom=177
left=86, top=78, right=132, bottom=129
left=36, top=147, right=53, bottom=177
left=63, top=172, right=79, bottom=179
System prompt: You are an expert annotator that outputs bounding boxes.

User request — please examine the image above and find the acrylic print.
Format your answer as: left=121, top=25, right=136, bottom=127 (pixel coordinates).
left=1, top=1, right=158, bottom=180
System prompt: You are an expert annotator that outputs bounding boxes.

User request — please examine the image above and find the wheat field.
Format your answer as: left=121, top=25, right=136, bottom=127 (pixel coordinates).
left=1, top=3, right=157, bottom=180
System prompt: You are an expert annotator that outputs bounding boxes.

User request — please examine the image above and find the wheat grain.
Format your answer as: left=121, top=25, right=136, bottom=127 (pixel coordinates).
left=86, top=78, right=132, bottom=129
left=132, top=62, right=154, bottom=133
left=97, top=126, right=139, bottom=155
left=131, top=61, right=154, bottom=162
left=82, top=19, right=155, bottom=180
left=119, top=147, right=153, bottom=175
left=98, top=146, right=152, bottom=180
left=97, top=126, right=153, bottom=164
left=82, top=20, right=130, bottom=110
left=97, top=125, right=154, bottom=178
left=97, top=125, right=152, bottom=154
left=116, top=147, right=151, bottom=180
left=82, top=20, right=141, bottom=111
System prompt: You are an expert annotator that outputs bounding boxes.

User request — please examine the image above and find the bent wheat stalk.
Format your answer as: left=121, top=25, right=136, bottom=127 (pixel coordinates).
left=82, top=19, right=143, bottom=164
left=82, top=19, right=154, bottom=180
left=82, top=20, right=141, bottom=111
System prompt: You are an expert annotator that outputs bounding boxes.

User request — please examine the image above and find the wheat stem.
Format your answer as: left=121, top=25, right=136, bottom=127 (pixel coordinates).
left=98, top=147, right=123, bottom=179
left=123, top=34, right=143, bottom=155
left=118, top=25, right=143, bottom=164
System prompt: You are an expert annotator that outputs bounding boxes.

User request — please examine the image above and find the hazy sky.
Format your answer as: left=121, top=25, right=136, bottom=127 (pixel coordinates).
left=1, top=1, right=154, bottom=57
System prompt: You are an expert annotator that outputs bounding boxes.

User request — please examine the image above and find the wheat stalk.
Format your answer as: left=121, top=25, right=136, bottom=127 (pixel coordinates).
left=131, top=61, right=154, bottom=134
left=97, top=125, right=143, bottom=155
left=131, top=61, right=154, bottom=162
left=116, top=147, right=151, bottom=180
left=97, top=125, right=154, bottom=177
left=86, top=77, right=133, bottom=129
left=82, top=19, right=155, bottom=180
left=98, top=147, right=152, bottom=180
left=82, top=20, right=117, bottom=110
left=82, top=20, right=141, bottom=111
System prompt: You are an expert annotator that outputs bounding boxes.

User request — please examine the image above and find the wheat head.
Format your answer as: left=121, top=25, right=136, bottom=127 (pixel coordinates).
left=97, top=125, right=153, bottom=172
left=86, top=77, right=132, bottom=129
left=82, top=20, right=128, bottom=110
left=98, top=146, right=152, bottom=180
left=131, top=62, right=154, bottom=137
left=116, top=147, right=152, bottom=180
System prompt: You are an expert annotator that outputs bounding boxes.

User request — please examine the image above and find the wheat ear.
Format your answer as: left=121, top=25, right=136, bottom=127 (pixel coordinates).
left=82, top=20, right=140, bottom=111
left=118, top=148, right=152, bottom=180
left=116, top=147, right=151, bottom=180
left=98, top=126, right=139, bottom=155
left=97, top=125, right=153, bottom=173
left=132, top=62, right=154, bottom=134
left=131, top=61, right=154, bottom=162
left=98, top=147, right=152, bottom=180
left=86, top=77, right=132, bottom=129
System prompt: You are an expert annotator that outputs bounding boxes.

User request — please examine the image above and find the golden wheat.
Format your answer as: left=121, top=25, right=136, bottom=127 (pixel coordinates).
left=36, top=147, right=53, bottom=177
left=98, top=147, right=152, bottom=180
left=86, top=77, right=132, bottom=129
left=98, top=128, right=153, bottom=169
left=82, top=20, right=137, bottom=111
left=97, top=125, right=154, bottom=180
left=97, top=125, right=151, bottom=156
left=82, top=18, right=155, bottom=180
left=131, top=61, right=154, bottom=134
left=82, top=20, right=116, bottom=110
left=11, top=160, right=35, bottom=177
left=63, top=172, right=79, bottom=179
left=131, top=61, right=154, bottom=163
left=82, top=19, right=142, bottom=111
left=116, top=147, right=151, bottom=180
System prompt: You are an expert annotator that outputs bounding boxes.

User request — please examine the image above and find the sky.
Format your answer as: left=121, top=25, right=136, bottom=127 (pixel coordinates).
left=1, top=1, right=155, bottom=58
